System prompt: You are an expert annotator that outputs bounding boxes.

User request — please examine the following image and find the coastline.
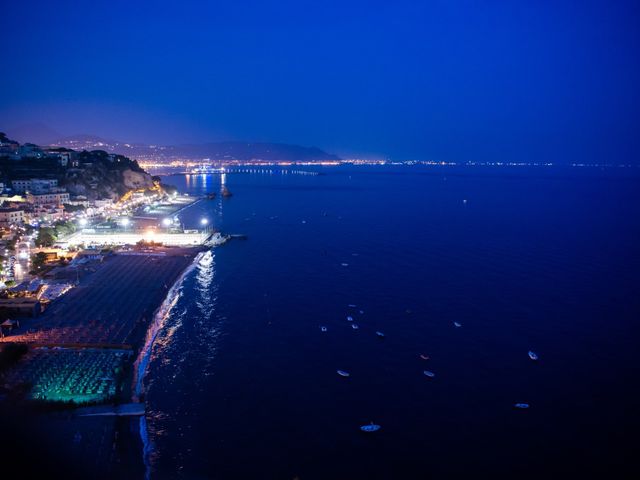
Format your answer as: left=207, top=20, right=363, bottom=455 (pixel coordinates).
left=0, top=245, right=209, bottom=479
left=126, top=249, right=207, bottom=480
left=132, top=250, right=206, bottom=402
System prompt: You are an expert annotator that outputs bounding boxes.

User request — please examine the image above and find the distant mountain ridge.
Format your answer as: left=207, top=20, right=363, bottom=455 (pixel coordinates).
left=5, top=122, right=63, bottom=145
left=47, top=135, right=340, bottom=162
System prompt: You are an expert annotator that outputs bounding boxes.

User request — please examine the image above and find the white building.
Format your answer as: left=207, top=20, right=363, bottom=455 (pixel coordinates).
left=11, top=178, right=59, bottom=194
left=26, top=191, right=70, bottom=206
left=11, top=180, right=31, bottom=193
left=0, top=208, right=25, bottom=227
left=30, top=205, right=65, bottom=222
left=32, top=179, right=59, bottom=193
left=46, top=151, right=72, bottom=167
left=66, top=230, right=208, bottom=247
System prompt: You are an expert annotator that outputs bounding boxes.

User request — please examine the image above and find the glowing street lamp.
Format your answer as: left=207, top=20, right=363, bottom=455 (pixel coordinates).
left=162, top=217, right=172, bottom=234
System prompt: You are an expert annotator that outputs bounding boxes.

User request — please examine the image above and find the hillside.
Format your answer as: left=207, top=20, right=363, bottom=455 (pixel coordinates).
left=0, top=137, right=155, bottom=201
left=47, top=136, right=341, bottom=162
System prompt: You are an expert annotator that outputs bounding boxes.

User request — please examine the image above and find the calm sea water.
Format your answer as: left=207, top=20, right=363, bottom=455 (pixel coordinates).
left=142, top=165, right=640, bottom=479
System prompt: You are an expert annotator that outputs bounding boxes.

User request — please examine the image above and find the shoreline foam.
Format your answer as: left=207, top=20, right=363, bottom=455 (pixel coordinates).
left=132, top=249, right=206, bottom=479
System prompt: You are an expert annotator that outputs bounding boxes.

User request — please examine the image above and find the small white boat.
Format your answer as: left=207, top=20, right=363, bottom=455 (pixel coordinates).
left=423, top=370, right=435, bottom=378
left=320, top=326, right=328, bottom=332
left=352, top=324, right=359, bottom=330
left=453, top=322, right=462, bottom=328
left=419, top=354, right=430, bottom=361
left=375, top=331, right=385, bottom=338
left=360, top=422, right=381, bottom=433
left=337, top=370, right=350, bottom=377
left=359, top=310, right=364, bottom=314
left=348, top=304, right=357, bottom=308
left=341, top=263, right=349, bottom=267
left=346, top=316, right=354, bottom=322
left=528, top=351, right=538, bottom=361
left=514, top=403, right=530, bottom=409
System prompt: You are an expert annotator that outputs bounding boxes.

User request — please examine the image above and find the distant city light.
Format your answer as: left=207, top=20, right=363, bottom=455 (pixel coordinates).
left=200, top=218, right=208, bottom=226
left=78, top=218, right=88, bottom=227
left=162, top=218, right=172, bottom=227
left=120, top=218, right=130, bottom=227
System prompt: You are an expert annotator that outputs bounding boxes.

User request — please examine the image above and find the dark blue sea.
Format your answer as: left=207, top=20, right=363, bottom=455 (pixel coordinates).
left=142, top=165, right=640, bottom=479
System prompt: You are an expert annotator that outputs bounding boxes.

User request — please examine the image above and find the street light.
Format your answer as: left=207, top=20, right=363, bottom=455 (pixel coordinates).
left=78, top=218, right=88, bottom=227
left=162, top=218, right=172, bottom=227
left=200, top=218, right=208, bottom=226
left=120, top=217, right=130, bottom=232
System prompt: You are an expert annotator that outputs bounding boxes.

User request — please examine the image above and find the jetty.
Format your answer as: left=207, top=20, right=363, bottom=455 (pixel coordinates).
left=76, top=403, right=145, bottom=417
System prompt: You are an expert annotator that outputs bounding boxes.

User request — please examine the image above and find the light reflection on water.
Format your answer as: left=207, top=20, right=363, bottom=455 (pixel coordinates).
left=143, top=166, right=640, bottom=479
left=144, top=248, right=222, bottom=477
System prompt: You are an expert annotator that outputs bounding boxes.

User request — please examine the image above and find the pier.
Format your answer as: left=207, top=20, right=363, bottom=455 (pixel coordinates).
left=76, top=403, right=145, bottom=417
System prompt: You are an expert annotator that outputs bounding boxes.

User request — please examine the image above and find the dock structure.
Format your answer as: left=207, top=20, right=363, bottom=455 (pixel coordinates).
left=65, top=230, right=209, bottom=247
left=76, top=402, right=145, bottom=417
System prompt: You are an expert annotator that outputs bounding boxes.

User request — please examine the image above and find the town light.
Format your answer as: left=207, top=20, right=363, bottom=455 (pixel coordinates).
left=78, top=218, right=88, bottom=227
left=200, top=218, right=208, bottom=226
left=162, top=218, right=172, bottom=227
left=120, top=218, right=130, bottom=227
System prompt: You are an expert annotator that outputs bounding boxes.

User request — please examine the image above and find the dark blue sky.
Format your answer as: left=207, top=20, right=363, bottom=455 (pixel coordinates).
left=1, top=0, right=638, bottom=162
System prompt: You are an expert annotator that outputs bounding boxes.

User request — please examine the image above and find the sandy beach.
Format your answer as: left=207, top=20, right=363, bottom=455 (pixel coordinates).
left=0, top=247, right=203, bottom=478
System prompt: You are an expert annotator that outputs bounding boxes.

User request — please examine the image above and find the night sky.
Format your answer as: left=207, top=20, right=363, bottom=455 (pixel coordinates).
left=1, top=0, right=638, bottom=163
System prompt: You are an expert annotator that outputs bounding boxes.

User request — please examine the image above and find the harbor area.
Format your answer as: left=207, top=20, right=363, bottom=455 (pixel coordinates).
left=64, top=229, right=209, bottom=247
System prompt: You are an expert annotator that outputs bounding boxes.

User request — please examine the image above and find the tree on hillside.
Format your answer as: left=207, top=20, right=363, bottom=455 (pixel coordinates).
left=31, top=252, right=49, bottom=270
left=54, top=220, right=76, bottom=238
left=35, top=227, right=56, bottom=247
left=63, top=203, right=85, bottom=213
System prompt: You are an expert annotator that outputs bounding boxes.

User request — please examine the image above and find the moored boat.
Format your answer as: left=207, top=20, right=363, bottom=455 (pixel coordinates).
left=360, top=422, right=381, bottom=433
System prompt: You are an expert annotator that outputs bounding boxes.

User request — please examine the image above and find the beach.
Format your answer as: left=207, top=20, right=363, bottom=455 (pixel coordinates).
left=0, top=246, right=203, bottom=478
